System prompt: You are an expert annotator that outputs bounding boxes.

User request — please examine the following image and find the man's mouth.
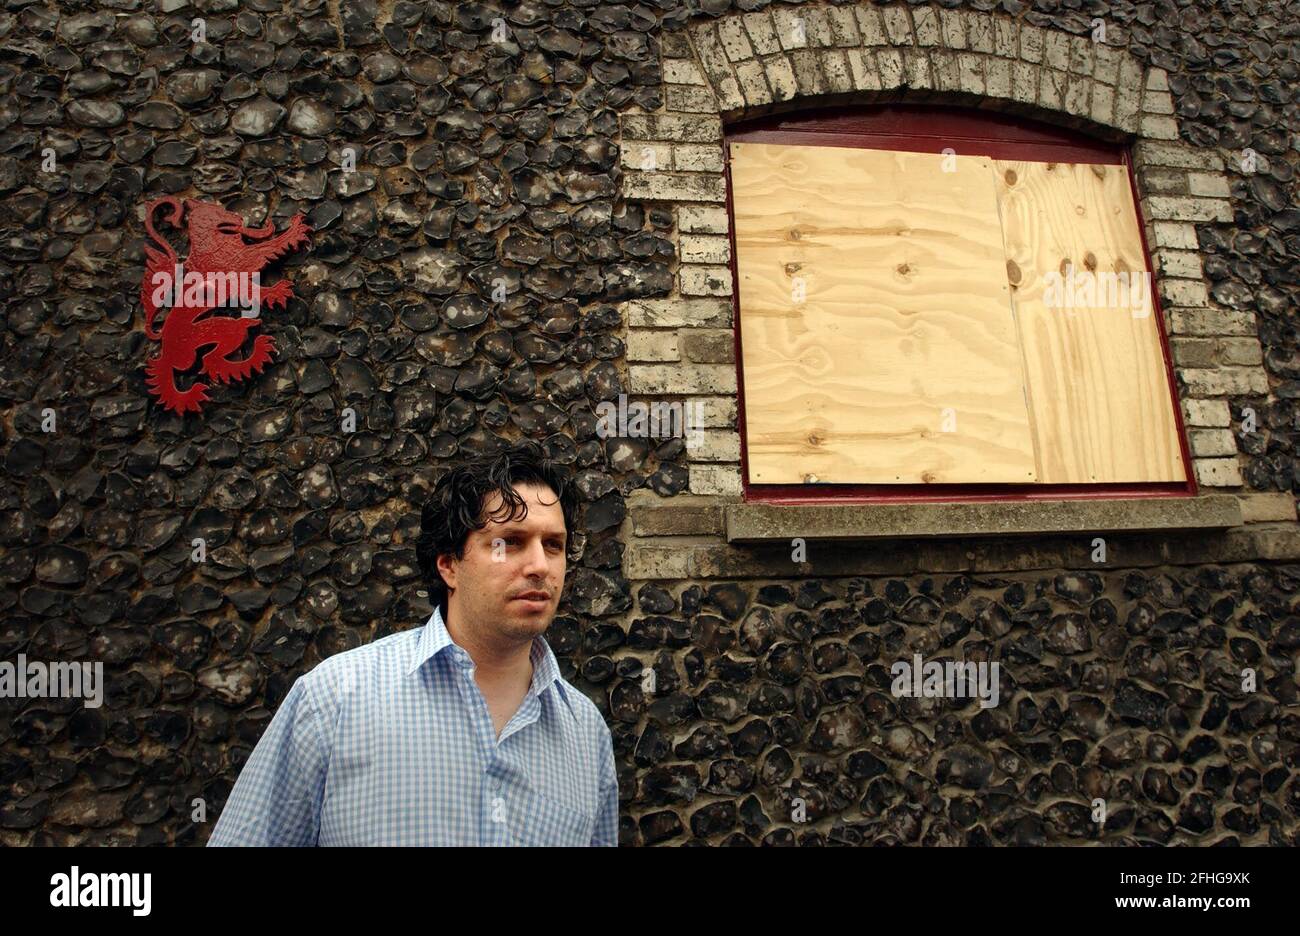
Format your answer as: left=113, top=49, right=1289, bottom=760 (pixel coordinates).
left=512, top=592, right=550, bottom=602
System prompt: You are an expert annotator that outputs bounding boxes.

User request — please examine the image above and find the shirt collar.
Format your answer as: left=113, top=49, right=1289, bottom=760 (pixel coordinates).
left=407, top=604, right=562, bottom=699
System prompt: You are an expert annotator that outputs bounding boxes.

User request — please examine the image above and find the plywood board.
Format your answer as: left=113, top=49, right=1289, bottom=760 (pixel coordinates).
left=729, top=141, right=1038, bottom=485
left=993, top=160, right=1186, bottom=483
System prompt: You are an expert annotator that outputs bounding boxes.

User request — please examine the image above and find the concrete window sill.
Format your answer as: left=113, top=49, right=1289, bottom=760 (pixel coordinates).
left=724, top=495, right=1244, bottom=544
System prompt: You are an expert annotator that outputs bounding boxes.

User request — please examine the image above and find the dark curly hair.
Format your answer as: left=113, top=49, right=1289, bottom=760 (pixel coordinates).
left=414, top=441, right=579, bottom=617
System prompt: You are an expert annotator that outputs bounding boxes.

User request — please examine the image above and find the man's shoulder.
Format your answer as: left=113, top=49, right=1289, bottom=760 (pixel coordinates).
left=296, top=626, right=421, bottom=701
left=548, top=673, right=611, bottom=738
left=548, top=676, right=616, bottom=787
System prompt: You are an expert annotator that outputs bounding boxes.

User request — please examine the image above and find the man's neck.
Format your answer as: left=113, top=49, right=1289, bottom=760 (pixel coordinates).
left=442, top=602, right=534, bottom=691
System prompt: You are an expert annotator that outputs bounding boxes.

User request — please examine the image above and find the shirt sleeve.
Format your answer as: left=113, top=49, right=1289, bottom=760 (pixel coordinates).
left=590, top=724, right=619, bottom=847
left=207, top=675, right=329, bottom=846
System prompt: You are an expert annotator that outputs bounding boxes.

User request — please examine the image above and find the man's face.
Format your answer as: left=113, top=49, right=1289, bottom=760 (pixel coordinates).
left=436, top=482, right=567, bottom=643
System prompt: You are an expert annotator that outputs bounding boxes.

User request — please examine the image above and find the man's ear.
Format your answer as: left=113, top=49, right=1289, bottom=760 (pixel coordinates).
left=436, top=552, right=457, bottom=591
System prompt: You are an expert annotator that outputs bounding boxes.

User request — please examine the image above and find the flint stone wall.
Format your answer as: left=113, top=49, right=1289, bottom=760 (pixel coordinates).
left=0, top=0, right=1297, bottom=845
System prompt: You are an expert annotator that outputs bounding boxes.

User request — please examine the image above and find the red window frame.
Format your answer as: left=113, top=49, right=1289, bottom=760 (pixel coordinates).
left=723, top=104, right=1196, bottom=505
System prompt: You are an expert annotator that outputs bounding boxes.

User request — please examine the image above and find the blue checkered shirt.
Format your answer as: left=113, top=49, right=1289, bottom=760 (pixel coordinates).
left=207, top=606, right=618, bottom=846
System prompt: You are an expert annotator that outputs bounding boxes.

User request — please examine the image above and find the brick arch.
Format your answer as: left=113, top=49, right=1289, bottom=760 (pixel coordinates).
left=684, top=4, right=1147, bottom=139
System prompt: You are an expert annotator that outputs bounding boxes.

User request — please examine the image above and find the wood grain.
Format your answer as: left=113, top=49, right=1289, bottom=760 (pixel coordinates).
left=730, top=141, right=1038, bottom=485
left=994, top=160, right=1186, bottom=483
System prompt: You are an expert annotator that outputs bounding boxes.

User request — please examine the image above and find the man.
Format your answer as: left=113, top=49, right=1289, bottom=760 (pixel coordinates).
left=208, top=441, right=619, bottom=846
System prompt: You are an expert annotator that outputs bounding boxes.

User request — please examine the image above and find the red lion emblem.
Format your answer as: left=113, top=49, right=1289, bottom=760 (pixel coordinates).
left=141, top=197, right=312, bottom=414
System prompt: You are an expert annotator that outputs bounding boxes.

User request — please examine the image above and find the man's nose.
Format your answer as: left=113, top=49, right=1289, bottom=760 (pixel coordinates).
left=520, top=539, right=550, bottom=576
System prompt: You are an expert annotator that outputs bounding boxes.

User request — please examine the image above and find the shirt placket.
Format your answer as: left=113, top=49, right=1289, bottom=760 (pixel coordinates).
left=493, top=694, right=542, bottom=845
left=448, top=648, right=540, bottom=847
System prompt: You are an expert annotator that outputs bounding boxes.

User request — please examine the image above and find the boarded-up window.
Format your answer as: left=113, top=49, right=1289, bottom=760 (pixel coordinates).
left=993, top=159, right=1184, bottom=484
left=727, top=113, right=1187, bottom=491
